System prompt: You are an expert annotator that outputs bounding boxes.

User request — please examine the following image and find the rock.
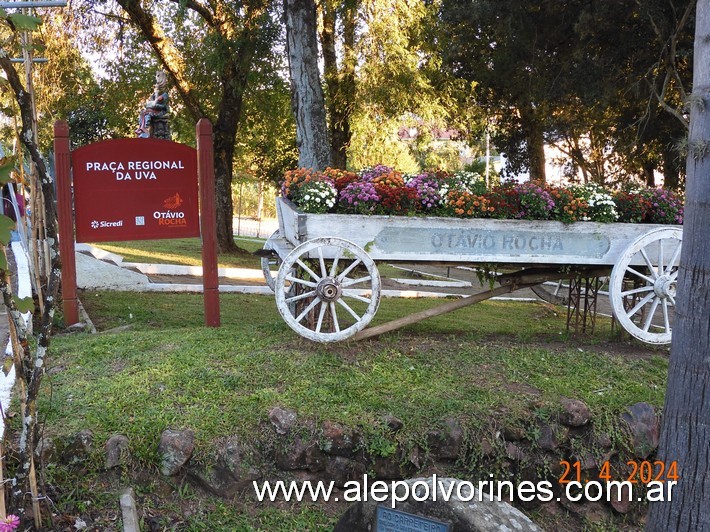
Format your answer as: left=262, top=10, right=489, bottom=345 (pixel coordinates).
left=325, top=456, right=367, bottom=487
left=383, top=415, right=403, bottom=432
left=334, top=476, right=540, bottom=532
left=573, top=450, right=597, bottom=470
left=320, top=421, right=354, bottom=456
left=559, top=495, right=611, bottom=523
left=479, top=438, right=496, bottom=458
left=158, top=429, right=195, bottom=476
left=596, top=432, right=613, bottom=449
left=537, top=423, right=559, bottom=451
left=269, top=407, right=297, bottom=435
left=105, top=434, right=130, bottom=469
left=275, top=436, right=326, bottom=472
left=505, top=442, right=527, bottom=462
left=621, top=402, right=659, bottom=458
left=608, top=481, right=633, bottom=514
left=372, top=456, right=412, bottom=480
left=559, top=398, right=591, bottom=427
left=62, top=429, right=93, bottom=464
left=502, top=424, right=526, bottom=441
left=35, top=436, right=58, bottom=464
left=196, top=438, right=261, bottom=497
left=408, top=446, right=424, bottom=469
left=428, top=418, right=463, bottom=460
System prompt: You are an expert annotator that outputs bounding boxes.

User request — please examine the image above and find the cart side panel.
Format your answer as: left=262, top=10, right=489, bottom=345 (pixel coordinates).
left=276, top=198, right=678, bottom=266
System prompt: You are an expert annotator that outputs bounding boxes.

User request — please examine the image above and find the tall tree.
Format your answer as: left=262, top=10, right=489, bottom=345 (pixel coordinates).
left=318, top=0, right=356, bottom=169
left=440, top=0, right=694, bottom=185
left=284, top=0, right=331, bottom=170
left=646, top=1, right=710, bottom=529
left=109, top=0, right=272, bottom=252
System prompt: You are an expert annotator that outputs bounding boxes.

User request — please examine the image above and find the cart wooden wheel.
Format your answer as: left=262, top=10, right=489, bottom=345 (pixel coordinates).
left=275, top=237, right=381, bottom=342
left=261, top=231, right=281, bottom=292
left=609, top=227, right=682, bottom=344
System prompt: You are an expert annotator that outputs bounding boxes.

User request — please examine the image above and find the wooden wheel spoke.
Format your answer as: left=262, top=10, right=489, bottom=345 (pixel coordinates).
left=642, top=298, right=660, bottom=332
left=627, top=292, right=656, bottom=319
left=295, top=298, right=321, bottom=323
left=621, top=285, right=653, bottom=297
left=317, top=248, right=327, bottom=279
left=343, top=291, right=372, bottom=304
left=315, top=302, right=328, bottom=333
left=285, top=275, right=317, bottom=288
left=337, top=298, right=361, bottom=321
left=657, top=240, right=664, bottom=277
left=329, top=249, right=342, bottom=278
left=329, top=302, right=340, bottom=332
left=665, top=242, right=682, bottom=275
left=640, top=248, right=657, bottom=279
left=662, top=299, right=671, bottom=334
left=341, top=275, right=372, bottom=288
left=295, top=259, right=321, bottom=282
left=337, top=259, right=362, bottom=281
left=626, top=266, right=655, bottom=284
left=285, top=290, right=317, bottom=304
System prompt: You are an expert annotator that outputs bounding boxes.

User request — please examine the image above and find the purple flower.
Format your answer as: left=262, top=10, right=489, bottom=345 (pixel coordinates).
left=340, top=182, right=380, bottom=213
left=0, top=515, right=20, bottom=532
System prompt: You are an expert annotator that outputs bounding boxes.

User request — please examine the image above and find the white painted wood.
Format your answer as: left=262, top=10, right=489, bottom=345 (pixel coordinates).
left=277, top=198, right=681, bottom=266
left=609, top=227, right=682, bottom=344
left=275, top=237, right=381, bottom=342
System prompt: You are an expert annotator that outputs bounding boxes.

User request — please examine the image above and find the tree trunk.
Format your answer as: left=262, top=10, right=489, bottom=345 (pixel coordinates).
left=646, top=2, right=710, bottom=530
left=116, top=0, right=267, bottom=252
left=319, top=0, right=356, bottom=169
left=527, top=121, right=546, bottom=182
left=284, top=0, right=331, bottom=170
left=661, top=144, right=682, bottom=190
left=642, top=160, right=656, bottom=187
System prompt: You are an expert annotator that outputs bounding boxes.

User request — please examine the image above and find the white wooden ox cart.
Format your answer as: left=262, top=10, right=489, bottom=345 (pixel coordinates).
left=259, top=198, right=682, bottom=345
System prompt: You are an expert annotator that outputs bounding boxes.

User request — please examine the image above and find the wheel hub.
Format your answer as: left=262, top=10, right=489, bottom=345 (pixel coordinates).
left=653, top=274, right=676, bottom=299
left=316, top=277, right=342, bottom=302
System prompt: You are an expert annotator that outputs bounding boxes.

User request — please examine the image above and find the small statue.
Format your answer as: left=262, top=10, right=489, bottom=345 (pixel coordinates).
left=136, top=70, right=169, bottom=138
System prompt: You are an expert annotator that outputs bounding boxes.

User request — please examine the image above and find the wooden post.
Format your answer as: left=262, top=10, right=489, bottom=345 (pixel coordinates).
left=196, top=119, right=220, bottom=327
left=54, top=121, right=79, bottom=326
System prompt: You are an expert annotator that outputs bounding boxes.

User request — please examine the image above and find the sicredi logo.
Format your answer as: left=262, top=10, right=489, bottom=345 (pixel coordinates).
left=90, top=220, right=124, bottom=229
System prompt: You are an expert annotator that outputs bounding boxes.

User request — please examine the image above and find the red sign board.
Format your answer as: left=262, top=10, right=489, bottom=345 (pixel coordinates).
left=71, top=138, right=200, bottom=242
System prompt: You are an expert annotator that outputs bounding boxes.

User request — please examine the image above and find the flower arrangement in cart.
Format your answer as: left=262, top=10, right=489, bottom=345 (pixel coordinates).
left=280, top=166, right=683, bottom=225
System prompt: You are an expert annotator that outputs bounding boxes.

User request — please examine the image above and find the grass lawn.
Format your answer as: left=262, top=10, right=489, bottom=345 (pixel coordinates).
left=93, top=237, right=264, bottom=269
left=41, top=283, right=669, bottom=530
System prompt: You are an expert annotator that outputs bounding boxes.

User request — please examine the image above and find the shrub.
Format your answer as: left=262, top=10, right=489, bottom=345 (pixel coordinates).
left=613, top=191, right=651, bottom=223
left=281, top=168, right=322, bottom=199
left=296, top=180, right=337, bottom=213
left=513, top=182, right=555, bottom=220
left=485, top=182, right=521, bottom=219
left=445, top=190, right=493, bottom=218
left=642, top=188, right=684, bottom=225
left=406, top=172, right=443, bottom=211
left=548, top=187, right=588, bottom=223
left=339, top=181, right=380, bottom=214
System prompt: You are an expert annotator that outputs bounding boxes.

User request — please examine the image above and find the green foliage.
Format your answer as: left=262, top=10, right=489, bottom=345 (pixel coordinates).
left=6, top=13, right=42, bottom=31
left=0, top=215, right=15, bottom=249
left=439, top=0, right=692, bottom=185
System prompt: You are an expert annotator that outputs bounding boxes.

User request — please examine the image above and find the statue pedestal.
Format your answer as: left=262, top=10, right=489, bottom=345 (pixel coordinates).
left=150, top=118, right=171, bottom=140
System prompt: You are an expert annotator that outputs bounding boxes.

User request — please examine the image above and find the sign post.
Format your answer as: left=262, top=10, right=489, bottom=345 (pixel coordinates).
left=54, top=121, right=79, bottom=325
left=197, top=119, right=220, bottom=326
left=55, top=120, right=220, bottom=327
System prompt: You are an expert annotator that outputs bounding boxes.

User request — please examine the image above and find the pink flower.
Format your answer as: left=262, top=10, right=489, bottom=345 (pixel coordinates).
left=0, top=515, right=20, bottom=532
